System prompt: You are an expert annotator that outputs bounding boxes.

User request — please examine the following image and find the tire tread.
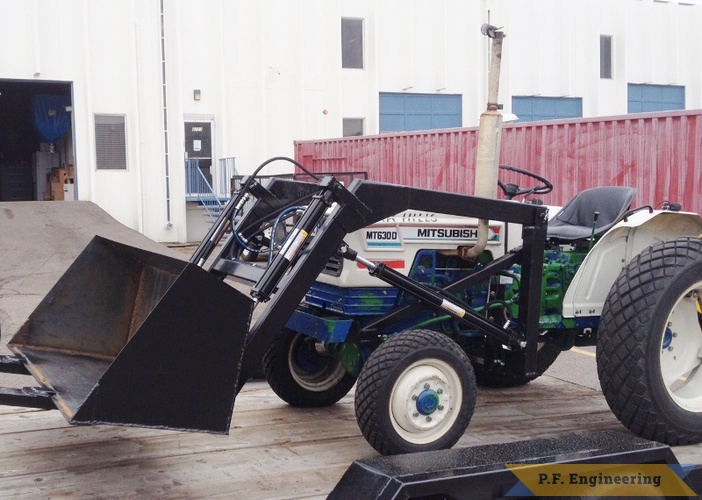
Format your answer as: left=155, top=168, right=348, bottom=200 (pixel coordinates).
left=597, top=237, right=702, bottom=446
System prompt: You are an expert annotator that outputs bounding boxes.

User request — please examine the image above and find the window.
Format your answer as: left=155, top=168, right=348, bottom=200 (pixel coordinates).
left=627, top=84, right=685, bottom=113
left=343, top=118, right=364, bottom=137
left=342, top=18, right=363, bottom=69
left=95, top=115, right=127, bottom=170
left=511, top=96, right=583, bottom=122
left=379, top=93, right=462, bottom=132
left=600, top=35, right=612, bottom=79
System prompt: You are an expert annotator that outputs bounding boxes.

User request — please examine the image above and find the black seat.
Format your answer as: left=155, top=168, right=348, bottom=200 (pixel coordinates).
left=546, top=186, right=637, bottom=241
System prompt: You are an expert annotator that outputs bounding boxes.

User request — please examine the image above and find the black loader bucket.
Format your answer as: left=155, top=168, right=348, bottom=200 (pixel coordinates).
left=8, top=236, right=253, bottom=433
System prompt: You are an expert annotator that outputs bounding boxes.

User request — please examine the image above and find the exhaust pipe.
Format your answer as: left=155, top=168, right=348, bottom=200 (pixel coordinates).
left=463, top=25, right=505, bottom=260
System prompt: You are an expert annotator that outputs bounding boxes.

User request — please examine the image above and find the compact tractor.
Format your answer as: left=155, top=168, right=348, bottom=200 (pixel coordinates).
left=2, top=27, right=702, bottom=458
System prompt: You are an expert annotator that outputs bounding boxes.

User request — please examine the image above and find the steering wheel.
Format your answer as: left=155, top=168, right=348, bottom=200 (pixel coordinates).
left=497, top=164, right=553, bottom=200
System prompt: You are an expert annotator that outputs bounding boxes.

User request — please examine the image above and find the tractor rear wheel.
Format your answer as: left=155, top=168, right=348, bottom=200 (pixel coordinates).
left=354, top=329, right=477, bottom=455
left=263, top=330, right=357, bottom=407
left=597, top=237, right=702, bottom=445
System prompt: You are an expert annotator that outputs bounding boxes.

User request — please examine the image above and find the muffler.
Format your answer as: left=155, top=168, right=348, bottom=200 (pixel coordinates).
left=8, top=236, right=253, bottom=433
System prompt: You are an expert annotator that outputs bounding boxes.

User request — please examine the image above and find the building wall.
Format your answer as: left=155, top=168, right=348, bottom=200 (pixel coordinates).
left=0, top=0, right=700, bottom=242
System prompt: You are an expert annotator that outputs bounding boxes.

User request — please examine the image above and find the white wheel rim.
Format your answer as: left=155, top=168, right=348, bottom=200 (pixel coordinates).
left=660, top=283, right=702, bottom=412
left=388, top=359, right=462, bottom=445
left=288, top=336, right=347, bottom=392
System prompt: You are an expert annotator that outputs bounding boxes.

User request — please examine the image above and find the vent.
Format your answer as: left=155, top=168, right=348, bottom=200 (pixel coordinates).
left=95, top=115, right=127, bottom=170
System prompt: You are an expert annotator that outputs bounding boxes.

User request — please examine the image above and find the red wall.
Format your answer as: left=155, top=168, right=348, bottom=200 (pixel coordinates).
left=295, top=110, right=702, bottom=214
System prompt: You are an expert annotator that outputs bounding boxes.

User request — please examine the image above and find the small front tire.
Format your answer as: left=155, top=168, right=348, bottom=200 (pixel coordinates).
left=355, top=329, right=477, bottom=455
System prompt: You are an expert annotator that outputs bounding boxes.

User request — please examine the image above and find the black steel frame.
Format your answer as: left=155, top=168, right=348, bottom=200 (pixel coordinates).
left=203, top=176, right=548, bottom=390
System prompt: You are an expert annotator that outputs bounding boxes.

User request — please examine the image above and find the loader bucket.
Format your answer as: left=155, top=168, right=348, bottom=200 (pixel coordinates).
left=8, top=236, right=254, bottom=434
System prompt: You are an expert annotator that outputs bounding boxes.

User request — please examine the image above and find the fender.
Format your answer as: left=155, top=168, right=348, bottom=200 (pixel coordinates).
left=562, top=210, right=702, bottom=319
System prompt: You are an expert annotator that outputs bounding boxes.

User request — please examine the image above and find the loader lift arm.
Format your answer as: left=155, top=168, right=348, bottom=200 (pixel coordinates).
left=345, top=247, right=527, bottom=349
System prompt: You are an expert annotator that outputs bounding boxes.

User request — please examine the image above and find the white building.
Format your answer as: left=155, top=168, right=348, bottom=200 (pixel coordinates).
left=0, top=0, right=700, bottom=243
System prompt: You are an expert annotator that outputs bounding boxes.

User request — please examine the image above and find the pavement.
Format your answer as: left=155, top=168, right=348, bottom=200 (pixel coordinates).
left=547, top=345, right=600, bottom=390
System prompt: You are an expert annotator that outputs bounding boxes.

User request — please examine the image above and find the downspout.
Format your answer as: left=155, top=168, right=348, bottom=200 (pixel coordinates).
left=159, top=0, right=172, bottom=227
left=463, top=25, right=505, bottom=260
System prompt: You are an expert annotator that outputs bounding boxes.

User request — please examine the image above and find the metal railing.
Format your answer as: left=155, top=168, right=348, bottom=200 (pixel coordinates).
left=217, top=157, right=237, bottom=198
left=186, top=157, right=237, bottom=222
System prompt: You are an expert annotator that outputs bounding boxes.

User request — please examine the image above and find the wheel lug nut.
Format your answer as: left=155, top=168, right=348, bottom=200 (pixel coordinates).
left=437, top=388, right=443, bottom=394
left=424, top=383, right=430, bottom=389
left=668, top=346, right=674, bottom=351
left=673, top=332, right=678, bottom=337
left=413, top=412, right=419, bottom=417
left=426, top=416, right=432, bottom=422
left=438, top=405, right=444, bottom=411
left=412, top=395, right=418, bottom=400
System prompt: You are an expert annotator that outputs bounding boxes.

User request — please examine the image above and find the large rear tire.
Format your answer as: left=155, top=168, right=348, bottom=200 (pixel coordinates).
left=597, top=237, right=702, bottom=445
left=354, top=329, right=477, bottom=455
left=262, top=330, right=357, bottom=407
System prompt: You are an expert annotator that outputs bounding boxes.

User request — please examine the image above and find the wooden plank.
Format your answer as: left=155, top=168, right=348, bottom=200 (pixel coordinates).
left=1, top=377, right=701, bottom=499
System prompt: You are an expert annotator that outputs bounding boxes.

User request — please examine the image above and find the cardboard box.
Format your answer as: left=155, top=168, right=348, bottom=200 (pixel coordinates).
left=49, top=181, right=64, bottom=201
left=48, top=168, right=69, bottom=185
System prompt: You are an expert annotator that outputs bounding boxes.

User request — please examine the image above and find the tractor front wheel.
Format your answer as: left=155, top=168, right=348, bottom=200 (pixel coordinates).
left=354, top=329, right=477, bottom=455
left=263, top=330, right=357, bottom=407
left=597, top=237, right=702, bottom=445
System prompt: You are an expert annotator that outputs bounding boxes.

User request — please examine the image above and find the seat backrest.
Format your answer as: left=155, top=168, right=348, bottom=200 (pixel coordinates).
left=546, top=186, right=637, bottom=241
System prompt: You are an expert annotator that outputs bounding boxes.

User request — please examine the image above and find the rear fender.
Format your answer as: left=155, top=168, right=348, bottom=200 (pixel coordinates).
left=562, top=210, right=702, bottom=319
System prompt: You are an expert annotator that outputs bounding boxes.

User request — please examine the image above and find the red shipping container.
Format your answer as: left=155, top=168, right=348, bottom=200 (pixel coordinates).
left=295, top=110, right=702, bottom=215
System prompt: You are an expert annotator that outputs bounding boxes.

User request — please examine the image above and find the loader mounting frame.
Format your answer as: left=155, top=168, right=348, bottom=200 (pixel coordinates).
left=209, top=176, right=549, bottom=391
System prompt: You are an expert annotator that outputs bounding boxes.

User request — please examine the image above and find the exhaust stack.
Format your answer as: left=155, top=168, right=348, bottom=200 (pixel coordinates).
left=464, top=25, right=505, bottom=260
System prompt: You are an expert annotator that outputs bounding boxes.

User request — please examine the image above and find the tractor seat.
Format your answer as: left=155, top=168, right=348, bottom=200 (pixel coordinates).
left=546, top=186, right=637, bottom=242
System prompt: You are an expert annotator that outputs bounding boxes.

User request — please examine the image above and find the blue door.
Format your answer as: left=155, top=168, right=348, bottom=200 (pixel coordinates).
left=628, top=84, right=685, bottom=113
left=512, top=96, right=583, bottom=122
left=379, top=93, right=462, bottom=132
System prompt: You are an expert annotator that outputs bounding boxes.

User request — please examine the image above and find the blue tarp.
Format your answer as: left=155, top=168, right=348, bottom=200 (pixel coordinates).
left=31, top=94, right=71, bottom=144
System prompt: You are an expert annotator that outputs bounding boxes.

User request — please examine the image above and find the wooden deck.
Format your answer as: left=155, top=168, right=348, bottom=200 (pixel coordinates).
left=2, top=207, right=701, bottom=499
left=3, top=373, right=702, bottom=499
